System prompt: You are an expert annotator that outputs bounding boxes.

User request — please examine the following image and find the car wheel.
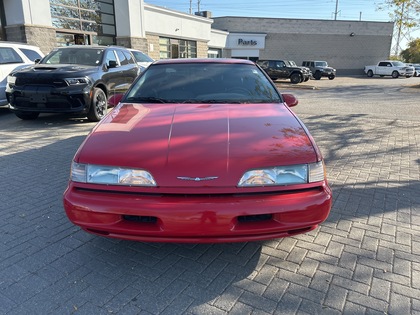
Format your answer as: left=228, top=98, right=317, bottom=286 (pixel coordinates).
left=367, top=70, right=374, bottom=77
left=314, top=71, right=321, bottom=80
left=304, top=76, right=310, bottom=82
left=290, top=73, right=302, bottom=84
left=87, top=88, right=107, bottom=122
left=14, top=111, right=40, bottom=120
left=392, top=71, right=399, bottom=78
left=328, top=75, right=335, bottom=80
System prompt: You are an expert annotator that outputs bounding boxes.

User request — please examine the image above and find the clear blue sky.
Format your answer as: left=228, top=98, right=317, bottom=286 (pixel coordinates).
left=145, top=0, right=392, bottom=22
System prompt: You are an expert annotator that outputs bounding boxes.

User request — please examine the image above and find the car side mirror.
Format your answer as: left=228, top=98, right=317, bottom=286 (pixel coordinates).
left=108, top=93, right=124, bottom=107
left=34, top=58, right=41, bottom=64
left=107, top=60, right=118, bottom=69
left=282, top=93, right=298, bottom=107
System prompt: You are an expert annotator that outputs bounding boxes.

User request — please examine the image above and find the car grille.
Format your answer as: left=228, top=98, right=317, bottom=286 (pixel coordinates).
left=15, top=77, right=68, bottom=88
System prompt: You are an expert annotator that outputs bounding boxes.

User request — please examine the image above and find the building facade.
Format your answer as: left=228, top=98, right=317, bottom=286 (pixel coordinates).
left=213, top=17, right=394, bottom=75
left=0, top=0, right=394, bottom=74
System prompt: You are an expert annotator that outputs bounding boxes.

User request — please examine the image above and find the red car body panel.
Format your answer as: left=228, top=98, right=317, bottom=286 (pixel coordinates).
left=75, top=103, right=317, bottom=190
left=64, top=100, right=332, bottom=243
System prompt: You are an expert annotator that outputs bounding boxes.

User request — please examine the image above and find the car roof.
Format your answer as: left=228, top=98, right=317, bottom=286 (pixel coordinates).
left=153, top=58, right=255, bottom=65
left=52, top=45, right=126, bottom=50
left=0, top=41, right=42, bottom=50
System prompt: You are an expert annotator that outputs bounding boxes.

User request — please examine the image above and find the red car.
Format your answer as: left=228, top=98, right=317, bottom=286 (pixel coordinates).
left=63, top=58, right=332, bottom=243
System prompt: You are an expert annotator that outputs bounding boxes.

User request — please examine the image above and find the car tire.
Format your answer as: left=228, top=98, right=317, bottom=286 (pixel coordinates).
left=367, top=70, right=374, bottom=77
left=87, top=88, right=107, bottom=122
left=304, top=76, right=310, bottom=82
left=314, top=71, right=322, bottom=80
left=14, top=111, right=40, bottom=120
left=328, top=75, right=335, bottom=80
left=290, top=73, right=302, bottom=84
left=392, top=71, right=399, bottom=78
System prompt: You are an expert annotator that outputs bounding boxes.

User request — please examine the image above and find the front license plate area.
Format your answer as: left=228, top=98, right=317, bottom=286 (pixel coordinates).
left=30, top=94, right=47, bottom=103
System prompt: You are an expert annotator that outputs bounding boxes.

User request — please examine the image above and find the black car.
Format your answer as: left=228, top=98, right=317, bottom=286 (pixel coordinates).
left=256, top=59, right=311, bottom=84
left=6, top=45, right=139, bottom=121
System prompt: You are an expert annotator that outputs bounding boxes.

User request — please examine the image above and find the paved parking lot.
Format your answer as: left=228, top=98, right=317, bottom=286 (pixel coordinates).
left=1, top=76, right=419, bottom=314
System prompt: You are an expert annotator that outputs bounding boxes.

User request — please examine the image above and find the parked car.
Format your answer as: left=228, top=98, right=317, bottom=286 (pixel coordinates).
left=287, top=60, right=311, bottom=81
left=408, top=64, right=420, bottom=77
left=256, top=59, right=311, bottom=83
left=6, top=45, right=139, bottom=121
left=302, top=60, right=336, bottom=80
left=128, top=49, right=154, bottom=72
left=63, top=58, right=332, bottom=243
left=364, top=60, right=414, bottom=78
left=0, top=42, right=44, bottom=107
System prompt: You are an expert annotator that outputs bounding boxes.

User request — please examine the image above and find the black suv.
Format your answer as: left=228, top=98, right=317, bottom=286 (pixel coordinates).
left=6, top=45, right=139, bottom=121
left=256, top=59, right=311, bottom=84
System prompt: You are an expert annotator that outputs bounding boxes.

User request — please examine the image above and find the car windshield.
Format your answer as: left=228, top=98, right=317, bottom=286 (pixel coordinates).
left=391, top=61, right=405, bottom=67
left=125, top=62, right=282, bottom=104
left=315, top=61, right=328, bottom=67
left=41, top=48, right=104, bottom=66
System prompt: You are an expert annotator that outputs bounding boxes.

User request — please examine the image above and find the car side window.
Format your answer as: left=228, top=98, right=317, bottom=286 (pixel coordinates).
left=19, top=48, right=42, bottom=62
left=0, top=47, right=23, bottom=64
left=275, top=61, right=285, bottom=68
left=116, top=50, right=128, bottom=66
left=122, top=50, right=135, bottom=65
left=104, top=50, right=118, bottom=67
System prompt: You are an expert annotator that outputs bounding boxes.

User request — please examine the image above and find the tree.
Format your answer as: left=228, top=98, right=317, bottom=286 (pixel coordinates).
left=377, top=0, right=420, bottom=55
left=400, top=38, right=420, bottom=62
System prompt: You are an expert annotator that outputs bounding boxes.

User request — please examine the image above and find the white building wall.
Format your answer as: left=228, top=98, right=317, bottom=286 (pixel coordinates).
left=144, top=4, right=212, bottom=41
left=3, top=0, right=51, bottom=26
left=208, top=29, right=228, bottom=48
left=114, top=0, right=145, bottom=37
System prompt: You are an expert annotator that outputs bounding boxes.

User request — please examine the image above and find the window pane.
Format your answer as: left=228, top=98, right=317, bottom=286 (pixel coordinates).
left=50, top=0, right=77, bottom=5
left=52, top=17, right=81, bottom=30
left=51, top=5, right=79, bottom=19
left=0, top=47, right=23, bottom=64
left=19, top=48, right=42, bottom=61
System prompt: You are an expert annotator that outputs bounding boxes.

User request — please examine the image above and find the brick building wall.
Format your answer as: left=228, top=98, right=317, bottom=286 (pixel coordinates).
left=197, top=41, right=208, bottom=58
left=116, top=36, right=148, bottom=52
left=4, top=25, right=56, bottom=54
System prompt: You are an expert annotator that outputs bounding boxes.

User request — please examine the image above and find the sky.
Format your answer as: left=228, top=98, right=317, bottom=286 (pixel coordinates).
left=144, top=0, right=393, bottom=22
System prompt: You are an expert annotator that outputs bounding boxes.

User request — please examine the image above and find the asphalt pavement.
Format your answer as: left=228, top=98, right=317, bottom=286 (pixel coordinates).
left=0, top=76, right=419, bottom=314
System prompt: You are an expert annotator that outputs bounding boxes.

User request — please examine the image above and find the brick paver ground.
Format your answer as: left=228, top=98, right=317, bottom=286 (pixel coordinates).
left=0, top=77, right=419, bottom=314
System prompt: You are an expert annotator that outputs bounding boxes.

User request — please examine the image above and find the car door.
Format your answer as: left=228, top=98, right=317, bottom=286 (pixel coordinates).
left=116, top=49, right=139, bottom=87
left=273, top=60, right=287, bottom=79
left=101, top=49, right=124, bottom=96
left=0, top=47, right=26, bottom=105
left=377, top=62, right=391, bottom=76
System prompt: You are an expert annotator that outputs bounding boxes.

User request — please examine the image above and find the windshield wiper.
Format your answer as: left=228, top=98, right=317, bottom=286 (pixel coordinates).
left=125, top=96, right=168, bottom=103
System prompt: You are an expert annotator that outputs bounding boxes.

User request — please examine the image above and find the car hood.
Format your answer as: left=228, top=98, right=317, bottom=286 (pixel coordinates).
left=13, top=64, right=98, bottom=77
left=75, top=103, right=318, bottom=188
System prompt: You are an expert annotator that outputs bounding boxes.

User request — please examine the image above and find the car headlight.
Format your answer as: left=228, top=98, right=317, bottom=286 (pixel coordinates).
left=7, top=75, right=16, bottom=86
left=71, top=162, right=157, bottom=186
left=64, top=77, right=91, bottom=86
left=238, top=161, right=325, bottom=187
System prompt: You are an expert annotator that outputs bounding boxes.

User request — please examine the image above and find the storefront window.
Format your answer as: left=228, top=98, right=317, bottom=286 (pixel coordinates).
left=159, top=37, right=197, bottom=59
left=50, top=0, right=116, bottom=45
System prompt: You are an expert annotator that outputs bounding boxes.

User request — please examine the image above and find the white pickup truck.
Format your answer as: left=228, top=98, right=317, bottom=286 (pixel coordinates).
left=364, top=60, right=414, bottom=78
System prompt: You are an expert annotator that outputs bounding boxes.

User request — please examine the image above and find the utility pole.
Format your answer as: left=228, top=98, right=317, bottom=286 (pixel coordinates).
left=197, top=0, right=201, bottom=12
left=189, top=0, right=192, bottom=14
left=334, top=0, right=339, bottom=20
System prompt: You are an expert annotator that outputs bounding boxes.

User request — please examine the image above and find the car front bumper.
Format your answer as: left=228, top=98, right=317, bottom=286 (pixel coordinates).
left=7, top=85, right=92, bottom=114
left=63, top=183, right=332, bottom=243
